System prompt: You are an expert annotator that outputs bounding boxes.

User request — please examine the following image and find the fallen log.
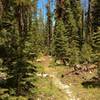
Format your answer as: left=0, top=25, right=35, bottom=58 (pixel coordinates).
left=62, top=66, right=97, bottom=77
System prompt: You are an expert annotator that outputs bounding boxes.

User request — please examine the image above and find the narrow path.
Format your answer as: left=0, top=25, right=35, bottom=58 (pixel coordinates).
left=37, top=56, right=79, bottom=100
left=50, top=74, right=78, bottom=100
left=37, top=72, right=79, bottom=100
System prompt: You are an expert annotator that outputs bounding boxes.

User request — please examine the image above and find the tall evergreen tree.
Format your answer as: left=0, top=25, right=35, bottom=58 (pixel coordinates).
left=62, top=0, right=80, bottom=65
left=14, top=0, right=37, bottom=96
left=46, top=0, right=52, bottom=53
left=70, top=0, right=83, bottom=49
left=86, top=0, right=93, bottom=44
left=90, top=0, right=100, bottom=76
left=91, top=0, right=100, bottom=32
left=51, top=0, right=69, bottom=65
left=0, top=0, right=37, bottom=96
left=53, top=19, right=67, bottom=65
left=86, top=0, right=100, bottom=44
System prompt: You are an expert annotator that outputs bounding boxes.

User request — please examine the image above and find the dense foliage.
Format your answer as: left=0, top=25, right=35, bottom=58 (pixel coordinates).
left=0, top=0, right=100, bottom=99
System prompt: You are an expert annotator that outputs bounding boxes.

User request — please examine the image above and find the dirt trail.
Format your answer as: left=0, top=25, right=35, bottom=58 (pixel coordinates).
left=37, top=56, right=79, bottom=100
left=49, top=73, right=79, bottom=100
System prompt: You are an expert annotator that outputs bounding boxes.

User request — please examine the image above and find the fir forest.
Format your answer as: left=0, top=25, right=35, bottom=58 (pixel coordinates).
left=0, top=0, right=100, bottom=100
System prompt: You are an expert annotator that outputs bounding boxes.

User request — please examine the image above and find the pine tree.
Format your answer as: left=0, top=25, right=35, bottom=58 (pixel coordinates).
left=92, top=29, right=100, bottom=77
left=91, top=0, right=100, bottom=32
left=86, top=0, right=100, bottom=43
left=81, top=43, right=93, bottom=63
left=46, top=0, right=52, bottom=51
left=91, top=0, right=100, bottom=76
left=52, top=19, right=68, bottom=65
left=0, top=0, right=37, bottom=96
left=92, top=30, right=100, bottom=50
left=70, top=0, right=83, bottom=49
left=62, top=0, right=80, bottom=65
left=14, top=0, right=37, bottom=96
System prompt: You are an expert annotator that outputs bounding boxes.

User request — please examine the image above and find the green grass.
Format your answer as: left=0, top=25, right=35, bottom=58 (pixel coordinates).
left=36, top=77, right=68, bottom=100
left=53, top=66, right=100, bottom=100
left=0, top=59, right=99, bottom=100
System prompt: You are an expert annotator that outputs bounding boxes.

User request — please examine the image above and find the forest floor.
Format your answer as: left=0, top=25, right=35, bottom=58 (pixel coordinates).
left=36, top=56, right=100, bottom=100
left=0, top=56, right=99, bottom=100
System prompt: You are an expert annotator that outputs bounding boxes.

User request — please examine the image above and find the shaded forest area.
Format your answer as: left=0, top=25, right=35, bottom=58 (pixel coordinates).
left=0, top=0, right=100, bottom=100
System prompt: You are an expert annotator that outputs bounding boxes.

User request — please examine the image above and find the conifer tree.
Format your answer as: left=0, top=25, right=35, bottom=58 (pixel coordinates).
left=46, top=0, right=52, bottom=50
left=91, top=0, right=100, bottom=76
left=14, top=0, right=37, bottom=96
left=53, top=19, right=67, bottom=65
left=70, top=0, right=83, bottom=49
left=63, top=0, right=80, bottom=65
left=0, top=0, right=37, bottom=96
left=86, top=0, right=93, bottom=44
left=92, top=29, right=100, bottom=77
left=91, top=0, right=100, bottom=32
left=86, top=0, right=100, bottom=44
left=81, top=43, right=93, bottom=63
